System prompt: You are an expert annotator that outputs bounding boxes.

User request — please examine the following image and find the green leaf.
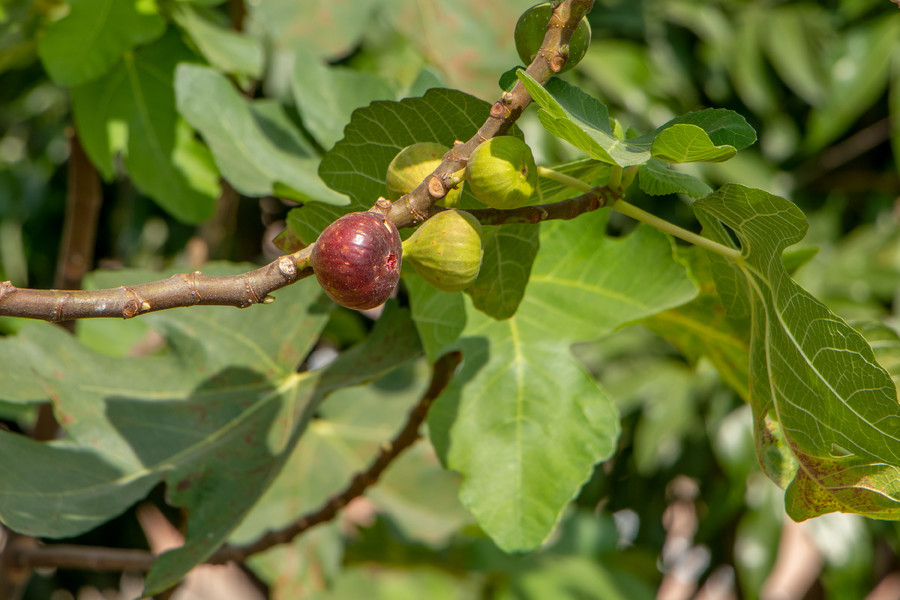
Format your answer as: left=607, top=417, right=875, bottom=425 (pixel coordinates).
left=232, top=359, right=465, bottom=546
left=291, top=50, right=396, bottom=150
left=518, top=72, right=754, bottom=167
left=693, top=185, right=900, bottom=520
left=466, top=224, right=540, bottom=321
left=632, top=109, right=758, bottom=151
left=320, top=88, right=492, bottom=208
left=651, top=124, right=736, bottom=163
left=173, top=4, right=264, bottom=79
left=806, top=15, right=900, bottom=151
left=0, top=264, right=422, bottom=595
left=516, top=71, right=650, bottom=167
left=430, top=211, right=698, bottom=551
left=174, top=63, right=348, bottom=206
left=403, top=275, right=467, bottom=363
left=71, top=30, right=219, bottom=223
left=760, top=4, right=830, bottom=106
left=37, top=0, right=165, bottom=86
left=293, top=88, right=495, bottom=240
left=729, top=7, right=779, bottom=115
left=645, top=248, right=750, bottom=401
left=638, top=158, right=713, bottom=198
left=247, top=0, right=381, bottom=59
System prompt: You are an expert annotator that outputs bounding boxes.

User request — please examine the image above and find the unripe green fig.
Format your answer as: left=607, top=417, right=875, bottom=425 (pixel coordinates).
left=465, top=136, right=537, bottom=209
left=385, top=142, right=461, bottom=208
left=403, top=210, right=484, bottom=293
left=514, top=2, right=592, bottom=73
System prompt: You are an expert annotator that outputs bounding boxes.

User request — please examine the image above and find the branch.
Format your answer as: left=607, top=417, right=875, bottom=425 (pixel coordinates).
left=0, top=0, right=595, bottom=323
left=4, top=351, right=463, bottom=572
left=0, top=185, right=616, bottom=322
left=387, top=0, right=595, bottom=227
left=461, top=185, right=620, bottom=225
left=0, top=250, right=312, bottom=321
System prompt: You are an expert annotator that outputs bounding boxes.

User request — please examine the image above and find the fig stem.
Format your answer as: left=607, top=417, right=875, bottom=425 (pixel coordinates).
left=537, top=166, right=593, bottom=193
left=538, top=166, right=742, bottom=260
left=612, top=200, right=742, bottom=261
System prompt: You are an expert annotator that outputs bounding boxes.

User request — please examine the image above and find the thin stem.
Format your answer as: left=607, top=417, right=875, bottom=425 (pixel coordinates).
left=613, top=200, right=742, bottom=260
left=537, top=166, right=594, bottom=193
left=538, top=166, right=741, bottom=260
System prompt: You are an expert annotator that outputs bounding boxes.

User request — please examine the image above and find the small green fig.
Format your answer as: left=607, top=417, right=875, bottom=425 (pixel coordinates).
left=465, top=136, right=537, bottom=209
left=385, top=142, right=461, bottom=208
left=514, top=2, right=592, bottom=73
left=403, top=210, right=484, bottom=293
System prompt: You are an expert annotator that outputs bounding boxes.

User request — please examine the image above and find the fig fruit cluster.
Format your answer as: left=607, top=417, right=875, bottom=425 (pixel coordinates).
left=311, top=211, right=402, bottom=310
left=514, top=1, right=592, bottom=73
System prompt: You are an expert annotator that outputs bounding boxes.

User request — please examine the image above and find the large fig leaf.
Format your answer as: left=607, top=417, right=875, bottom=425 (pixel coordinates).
left=71, top=31, right=219, bottom=223
left=429, top=211, right=698, bottom=551
left=38, top=0, right=164, bottom=86
left=693, top=185, right=900, bottom=520
left=0, top=265, right=422, bottom=595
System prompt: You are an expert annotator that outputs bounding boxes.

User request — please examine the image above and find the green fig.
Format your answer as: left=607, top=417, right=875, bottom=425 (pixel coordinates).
left=465, top=136, right=537, bottom=209
left=403, top=210, right=484, bottom=293
left=514, top=1, right=592, bottom=73
left=385, top=142, right=461, bottom=208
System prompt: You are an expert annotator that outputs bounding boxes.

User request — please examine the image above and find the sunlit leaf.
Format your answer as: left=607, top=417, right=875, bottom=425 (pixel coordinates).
left=694, top=184, right=900, bottom=520
left=651, top=124, right=736, bottom=163
left=175, top=63, right=348, bottom=206
left=291, top=50, right=396, bottom=150
left=38, top=0, right=164, bottom=86
left=173, top=4, right=264, bottom=80
left=71, top=31, right=219, bottom=223
left=430, top=211, right=698, bottom=551
left=645, top=248, right=750, bottom=401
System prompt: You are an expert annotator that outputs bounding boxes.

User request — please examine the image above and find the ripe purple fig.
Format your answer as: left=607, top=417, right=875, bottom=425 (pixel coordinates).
left=515, top=2, right=592, bottom=73
left=311, top=212, right=402, bottom=310
left=465, top=136, right=537, bottom=209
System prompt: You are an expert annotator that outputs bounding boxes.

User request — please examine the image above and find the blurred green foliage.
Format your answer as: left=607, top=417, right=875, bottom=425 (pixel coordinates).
left=2, top=0, right=900, bottom=598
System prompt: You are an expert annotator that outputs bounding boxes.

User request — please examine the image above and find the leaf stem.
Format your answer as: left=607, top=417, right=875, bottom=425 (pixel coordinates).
left=613, top=200, right=742, bottom=260
left=536, top=166, right=594, bottom=193
left=538, top=166, right=741, bottom=260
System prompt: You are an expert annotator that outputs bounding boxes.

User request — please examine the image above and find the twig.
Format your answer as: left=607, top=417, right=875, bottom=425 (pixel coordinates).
left=5, top=351, right=463, bottom=572
left=210, top=350, right=463, bottom=563
left=462, top=185, right=620, bottom=225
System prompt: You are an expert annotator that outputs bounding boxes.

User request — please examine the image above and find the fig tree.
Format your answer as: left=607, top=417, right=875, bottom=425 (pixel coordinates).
left=465, top=136, right=537, bottom=209
left=310, top=211, right=402, bottom=310
left=404, top=209, right=484, bottom=292
left=386, top=142, right=461, bottom=208
left=514, top=1, right=591, bottom=73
